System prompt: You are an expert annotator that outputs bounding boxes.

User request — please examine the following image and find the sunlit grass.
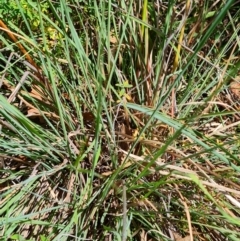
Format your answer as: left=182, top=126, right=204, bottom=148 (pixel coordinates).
left=0, top=0, right=240, bottom=240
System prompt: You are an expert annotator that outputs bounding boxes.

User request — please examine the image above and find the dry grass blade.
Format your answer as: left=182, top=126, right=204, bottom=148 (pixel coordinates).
left=7, top=71, right=32, bottom=103
left=120, top=149, right=240, bottom=196
left=175, top=184, right=193, bottom=241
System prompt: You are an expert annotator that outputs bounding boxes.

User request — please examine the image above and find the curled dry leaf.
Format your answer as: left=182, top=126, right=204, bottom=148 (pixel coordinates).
left=229, top=80, right=240, bottom=100
left=173, top=232, right=192, bottom=241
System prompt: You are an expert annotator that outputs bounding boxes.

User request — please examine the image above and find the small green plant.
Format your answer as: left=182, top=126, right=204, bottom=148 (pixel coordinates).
left=0, top=0, right=63, bottom=50
left=0, top=0, right=49, bottom=28
left=116, top=80, right=133, bottom=101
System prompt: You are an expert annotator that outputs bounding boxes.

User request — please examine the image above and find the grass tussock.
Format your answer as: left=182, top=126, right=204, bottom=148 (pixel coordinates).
left=0, top=0, right=240, bottom=240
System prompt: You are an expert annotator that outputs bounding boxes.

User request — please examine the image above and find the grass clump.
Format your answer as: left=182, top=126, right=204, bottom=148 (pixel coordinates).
left=0, top=0, right=240, bottom=240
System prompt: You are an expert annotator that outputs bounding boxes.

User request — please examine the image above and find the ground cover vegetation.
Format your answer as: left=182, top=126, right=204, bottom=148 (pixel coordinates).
left=0, top=0, right=240, bottom=240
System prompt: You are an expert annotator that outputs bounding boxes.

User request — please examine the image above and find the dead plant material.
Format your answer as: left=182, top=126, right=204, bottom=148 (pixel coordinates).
left=1, top=79, right=58, bottom=123
left=229, top=80, right=240, bottom=103
left=174, top=183, right=193, bottom=241
left=202, top=42, right=239, bottom=114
